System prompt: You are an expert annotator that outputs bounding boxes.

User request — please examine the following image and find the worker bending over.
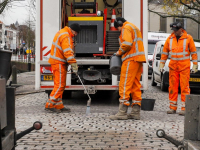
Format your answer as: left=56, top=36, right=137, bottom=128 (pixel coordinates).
left=45, top=23, right=81, bottom=113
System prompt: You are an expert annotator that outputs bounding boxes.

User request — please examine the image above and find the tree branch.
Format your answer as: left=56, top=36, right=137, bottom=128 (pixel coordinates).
left=196, top=0, right=200, bottom=5
left=191, top=0, right=200, bottom=8
left=0, top=0, right=9, bottom=14
left=180, top=0, right=200, bottom=12
left=148, top=9, right=200, bottom=24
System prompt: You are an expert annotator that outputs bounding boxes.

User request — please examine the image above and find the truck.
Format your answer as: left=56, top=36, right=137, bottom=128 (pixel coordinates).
left=35, top=0, right=148, bottom=96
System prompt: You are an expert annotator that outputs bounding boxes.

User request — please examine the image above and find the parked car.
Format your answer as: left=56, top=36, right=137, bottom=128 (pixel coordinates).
left=151, top=41, right=200, bottom=91
left=148, top=32, right=170, bottom=77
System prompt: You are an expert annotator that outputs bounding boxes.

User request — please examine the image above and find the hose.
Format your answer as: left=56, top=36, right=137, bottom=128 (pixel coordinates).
left=103, top=0, right=119, bottom=8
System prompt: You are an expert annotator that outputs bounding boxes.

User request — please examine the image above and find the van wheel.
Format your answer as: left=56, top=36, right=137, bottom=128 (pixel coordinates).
left=161, top=75, right=168, bottom=91
left=151, top=73, right=157, bottom=86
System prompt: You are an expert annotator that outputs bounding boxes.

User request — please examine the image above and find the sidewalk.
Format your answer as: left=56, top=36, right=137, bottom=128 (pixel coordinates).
left=8, top=71, right=44, bottom=95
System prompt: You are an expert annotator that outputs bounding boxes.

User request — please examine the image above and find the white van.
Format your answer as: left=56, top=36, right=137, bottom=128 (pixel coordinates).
left=151, top=40, right=200, bottom=91
left=148, top=32, right=170, bottom=76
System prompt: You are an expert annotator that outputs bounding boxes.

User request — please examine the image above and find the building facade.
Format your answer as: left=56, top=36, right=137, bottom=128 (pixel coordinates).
left=0, top=21, right=19, bottom=52
left=149, top=3, right=200, bottom=39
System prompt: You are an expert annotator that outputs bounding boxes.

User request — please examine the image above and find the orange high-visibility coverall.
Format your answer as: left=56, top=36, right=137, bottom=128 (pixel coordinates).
left=160, top=30, right=197, bottom=111
left=45, top=26, right=76, bottom=109
left=116, top=21, right=146, bottom=107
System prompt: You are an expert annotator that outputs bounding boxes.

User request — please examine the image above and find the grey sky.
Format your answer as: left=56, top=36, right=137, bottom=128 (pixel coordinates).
left=0, top=0, right=34, bottom=25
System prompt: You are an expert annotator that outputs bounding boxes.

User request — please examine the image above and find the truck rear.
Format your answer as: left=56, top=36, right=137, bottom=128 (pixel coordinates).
left=35, top=0, right=148, bottom=95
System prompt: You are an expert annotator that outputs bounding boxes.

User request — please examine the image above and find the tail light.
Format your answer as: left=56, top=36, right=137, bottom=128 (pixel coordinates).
left=40, top=66, right=53, bottom=74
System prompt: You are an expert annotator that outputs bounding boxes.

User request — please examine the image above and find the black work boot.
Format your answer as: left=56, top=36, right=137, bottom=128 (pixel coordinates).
left=45, top=108, right=61, bottom=113
left=128, top=104, right=141, bottom=120
left=167, top=109, right=176, bottom=114
left=109, top=103, right=128, bottom=120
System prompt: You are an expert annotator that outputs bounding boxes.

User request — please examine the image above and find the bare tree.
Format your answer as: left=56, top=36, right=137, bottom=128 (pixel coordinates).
left=0, top=0, right=36, bottom=21
left=148, top=0, right=200, bottom=24
left=0, top=0, right=10, bottom=15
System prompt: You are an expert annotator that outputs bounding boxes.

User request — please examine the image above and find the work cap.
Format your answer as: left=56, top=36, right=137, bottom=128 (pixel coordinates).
left=70, top=23, right=81, bottom=33
left=170, top=22, right=184, bottom=31
left=114, top=17, right=126, bottom=28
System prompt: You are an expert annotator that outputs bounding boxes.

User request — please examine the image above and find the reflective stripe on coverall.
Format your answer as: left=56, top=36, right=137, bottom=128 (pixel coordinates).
left=160, top=30, right=197, bottom=110
left=45, top=26, right=76, bottom=109
left=116, top=21, right=146, bottom=107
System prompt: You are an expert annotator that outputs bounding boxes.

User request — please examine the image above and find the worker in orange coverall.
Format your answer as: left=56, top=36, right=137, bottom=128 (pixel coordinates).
left=45, top=23, right=81, bottom=113
left=159, top=22, right=198, bottom=116
left=109, top=17, right=146, bottom=120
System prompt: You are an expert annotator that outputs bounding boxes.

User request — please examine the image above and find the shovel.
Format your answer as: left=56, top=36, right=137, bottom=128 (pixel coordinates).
left=76, top=74, right=91, bottom=115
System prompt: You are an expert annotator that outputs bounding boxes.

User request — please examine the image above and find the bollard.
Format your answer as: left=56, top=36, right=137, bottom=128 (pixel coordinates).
left=184, top=95, right=200, bottom=140
left=28, top=63, right=31, bottom=72
left=12, top=65, right=17, bottom=84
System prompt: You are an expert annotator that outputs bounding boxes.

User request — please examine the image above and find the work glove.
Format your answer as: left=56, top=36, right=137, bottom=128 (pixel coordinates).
left=159, top=63, right=165, bottom=73
left=191, top=64, right=198, bottom=73
left=71, top=63, right=78, bottom=74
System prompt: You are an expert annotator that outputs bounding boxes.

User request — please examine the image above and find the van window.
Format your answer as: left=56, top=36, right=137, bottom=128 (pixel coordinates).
left=160, top=46, right=163, bottom=53
left=148, top=43, right=155, bottom=54
left=196, top=47, right=200, bottom=61
left=156, top=46, right=161, bottom=54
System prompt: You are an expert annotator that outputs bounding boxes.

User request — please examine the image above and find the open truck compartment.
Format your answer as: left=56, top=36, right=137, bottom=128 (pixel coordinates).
left=35, top=0, right=148, bottom=93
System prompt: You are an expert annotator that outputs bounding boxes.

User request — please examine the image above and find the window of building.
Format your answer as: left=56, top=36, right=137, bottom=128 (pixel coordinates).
left=160, top=17, right=167, bottom=32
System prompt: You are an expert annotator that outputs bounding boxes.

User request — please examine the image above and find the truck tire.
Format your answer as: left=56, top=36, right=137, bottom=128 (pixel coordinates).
left=161, top=75, right=168, bottom=91
left=151, top=73, right=157, bottom=86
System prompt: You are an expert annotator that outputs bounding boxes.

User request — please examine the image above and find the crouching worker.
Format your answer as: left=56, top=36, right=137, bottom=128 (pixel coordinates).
left=109, top=17, right=146, bottom=120
left=45, top=23, right=81, bottom=113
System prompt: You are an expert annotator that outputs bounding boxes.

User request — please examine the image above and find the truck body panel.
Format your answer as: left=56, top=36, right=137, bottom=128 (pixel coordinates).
left=36, top=0, right=148, bottom=94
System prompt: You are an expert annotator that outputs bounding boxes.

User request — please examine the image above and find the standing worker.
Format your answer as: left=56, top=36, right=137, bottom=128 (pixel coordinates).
left=159, top=22, right=198, bottom=116
left=45, top=23, right=81, bottom=113
left=109, top=17, right=146, bottom=120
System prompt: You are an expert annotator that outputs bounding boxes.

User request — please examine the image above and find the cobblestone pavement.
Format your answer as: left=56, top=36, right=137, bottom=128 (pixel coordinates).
left=9, top=71, right=198, bottom=150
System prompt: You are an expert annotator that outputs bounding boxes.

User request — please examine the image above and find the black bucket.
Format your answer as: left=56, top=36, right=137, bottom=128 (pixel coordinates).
left=0, top=49, right=12, bottom=81
left=109, top=55, right=122, bottom=75
left=141, top=98, right=156, bottom=111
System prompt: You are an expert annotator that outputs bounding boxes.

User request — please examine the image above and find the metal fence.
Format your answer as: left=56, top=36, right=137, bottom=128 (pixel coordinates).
left=11, top=54, right=35, bottom=63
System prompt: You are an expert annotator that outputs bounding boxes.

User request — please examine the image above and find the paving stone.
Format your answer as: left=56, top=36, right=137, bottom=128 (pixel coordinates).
left=12, top=71, right=191, bottom=149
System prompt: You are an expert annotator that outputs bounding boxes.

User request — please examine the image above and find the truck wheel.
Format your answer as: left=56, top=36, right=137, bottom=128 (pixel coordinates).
left=151, top=73, right=157, bottom=86
left=161, top=75, right=168, bottom=91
